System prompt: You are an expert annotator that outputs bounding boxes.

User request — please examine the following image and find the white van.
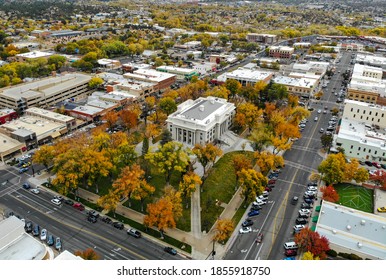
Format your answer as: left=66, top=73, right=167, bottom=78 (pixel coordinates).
left=284, top=241, right=298, bottom=250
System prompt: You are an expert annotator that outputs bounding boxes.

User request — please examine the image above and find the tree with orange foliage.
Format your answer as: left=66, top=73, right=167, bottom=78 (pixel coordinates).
left=144, top=197, right=176, bottom=238
left=294, top=227, right=330, bottom=260
left=112, top=164, right=145, bottom=207
left=131, top=180, right=155, bottom=212
left=369, top=170, right=386, bottom=189
left=213, top=219, right=234, bottom=243
left=97, top=189, right=120, bottom=217
left=103, top=111, right=119, bottom=130
left=179, top=171, right=202, bottom=208
left=234, top=102, right=262, bottom=131
left=321, top=185, right=340, bottom=203
left=74, top=248, right=101, bottom=260
left=120, top=110, right=138, bottom=132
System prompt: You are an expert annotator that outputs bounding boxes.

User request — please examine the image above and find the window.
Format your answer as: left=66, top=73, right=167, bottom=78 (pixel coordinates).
left=358, top=147, right=361, bottom=151
left=351, top=108, right=353, bottom=112
left=363, top=148, right=366, bottom=152
left=350, top=145, right=353, bottom=149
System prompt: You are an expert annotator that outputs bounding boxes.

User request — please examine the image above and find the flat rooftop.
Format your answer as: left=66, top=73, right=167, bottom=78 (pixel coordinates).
left=2, top=115, right=66, bottom=140
left=72, top=105, right=104, bottom=116
left=0, top=73, right=92, bottom=101
left=316, top=201, right=386, bottom=259
left=0, top=216, right=47, bottom=260
left=0, top=133, right=24, bottom=154
left=25, top=107, right=74, bottom=123
left=356, top=54, right=386, bottom=66
left=273, top=76, right=317, bottom=88
left=0, top=108, right=16, bottom=116
left=16, top=51, right=53, bottom=59
left=157, top=66, right=197, bottom=74
left=129, top=69, right=176, bottom=82
left=222, top=68, right=273, bottom=82
left=180, top=99, right=224, bottom=121
left=352, top=63, right=383, bottom=77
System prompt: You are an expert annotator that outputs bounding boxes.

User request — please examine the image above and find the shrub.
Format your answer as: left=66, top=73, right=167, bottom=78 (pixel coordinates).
left=326, top=249, right=337, bottom=257
left=348, top=253, right=362, bottom=260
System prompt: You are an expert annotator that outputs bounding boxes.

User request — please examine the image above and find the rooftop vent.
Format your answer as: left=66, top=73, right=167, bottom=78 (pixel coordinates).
left=199, top=105, right=204, bottom=112
left=360, top=220, right=366, bottom=225
left=357, top=242, right=362, bottom=248
left=346, top=225, right=351, bottom=231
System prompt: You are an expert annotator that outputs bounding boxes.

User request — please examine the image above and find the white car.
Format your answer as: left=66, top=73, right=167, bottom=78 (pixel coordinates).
left=317, top=109, right=322, bottom=114
left=307, top=186, right=317, bottom=191
left=51, top=198, right=62, bottom=206
left=293, top=225, right=305, bottom=233
left=239, top=227, right=252, bottom=234
left=30, top=188, right=40, bottom=194
left=257, top=195, right=268, bottom=202
left=253, top=199, right=266, bottom=206
left=40, top=229, right=47, bottom=241
left=305, top=190, right=316, bottom=196
left=319, top=128, right=324, bottom=133
left=299, top=209, right=311, bottom=215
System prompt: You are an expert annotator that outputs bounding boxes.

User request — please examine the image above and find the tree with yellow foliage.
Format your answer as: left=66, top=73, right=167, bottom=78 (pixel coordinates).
left=97, top=189, right=120, bottom=217
left=254, top=151, right=284, bottom=175
left=192, top=143, right=223, bottom=175
left=302, top=251, right=320, bottom=260
left=238, top=168, right=267, bottom=203
left=179, top=171, right=202, bottom=208
left=32, top=144, right=55, bottom=171
left=213, top=219, right=234, bottom=243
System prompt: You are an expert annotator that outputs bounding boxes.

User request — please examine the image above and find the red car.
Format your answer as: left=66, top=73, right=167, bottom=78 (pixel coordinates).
left=268, top=179, right=276, bottom=185
left=73, top=203, right=85, bottom=211
left=372, top=162, right=381, bottom=169
left=285, top=249, right=297, bottom=257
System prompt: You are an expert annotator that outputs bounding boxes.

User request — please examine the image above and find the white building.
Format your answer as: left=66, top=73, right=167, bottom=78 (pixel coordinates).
left=292, top=61, right=329, bottom=76
left=333, top=100, right=386, bottom=161
left=316, top=201, right=386, bottom=260
left=192, top=62, right=216, bottom=75
left=216, top=68, right=273, bottom=86
left=273, top=75, right=318, bottom=98
left=166, top=97, right=235, bottom=146
left=352, top=64, right=383, bottom=81
left=355, top=54, right=386, bottom=69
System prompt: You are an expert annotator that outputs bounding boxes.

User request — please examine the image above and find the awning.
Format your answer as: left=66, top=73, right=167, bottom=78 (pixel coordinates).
left=312, top=216, right=319, bottom=223
left=315, top=205, right=321, bottom=212
left=51, top=131, right=61, bottom=138
left=310, top=225, right=316, bottom=232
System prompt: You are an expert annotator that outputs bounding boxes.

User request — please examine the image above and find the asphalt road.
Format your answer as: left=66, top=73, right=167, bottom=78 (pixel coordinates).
left=0, top=166, right=183, bottom=260
left=224, top=51, right=353, bottom=260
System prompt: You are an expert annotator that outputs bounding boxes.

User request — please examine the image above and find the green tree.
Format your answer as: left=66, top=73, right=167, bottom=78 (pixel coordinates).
left=145, top=142, right=191, bottom=184
left=159, top=97, right=177, bottom=115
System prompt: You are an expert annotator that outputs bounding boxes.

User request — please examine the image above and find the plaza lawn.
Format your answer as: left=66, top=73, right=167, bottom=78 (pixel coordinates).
left=333, top=183, right=373, bottom=213
left=200, top=151, right=255, bottom=232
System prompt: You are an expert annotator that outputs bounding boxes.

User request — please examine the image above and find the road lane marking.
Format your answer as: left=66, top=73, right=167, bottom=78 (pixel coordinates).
left=9, top=195, right=147, bottom=260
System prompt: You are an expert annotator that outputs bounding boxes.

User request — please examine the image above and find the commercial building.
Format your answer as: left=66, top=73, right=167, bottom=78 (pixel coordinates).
left=0, top=109, right=18, bottom=124
left=269, top=46, right=294, bottom=59
left=333, top=100, right=386, bottom=161
left=166, top=97, right=235, bottom=146
left=316, top=201, right=386, bottom=260
left=0, top=73, right=93, bottom=113
left=24, top=107, right=76, bottom=130
left=174, top=41, right=201, bottom=50
left=0, top=216, right=50, bottom=260
left=273, top=76, right=318, bottom=98
left=355, top=54, right=386, bottom=69
left=216, top=68, right=273, bottom=86
left=292, top=61, right=329, bottom=76
left=49, top=30, right=83, bottom=38
left=122, top=63, right=152, bottom=73
left=0, top=111, right=69, bottom=146
left=13, top=51, right=54, bottom=62
left=123, top=69, right=176, bottom=92
left=192, top=62, right=217, bottom=75
left=246, top=33, right=278, bottom=44
left=69, top=105, right=105, bottom=122
left=97, top=59, right=121, bottom=70
left=156, top=66, right=199, bottom=81
left=347, top=64, right=386, bottom=105
left=0, top=133, right=24, bottom=162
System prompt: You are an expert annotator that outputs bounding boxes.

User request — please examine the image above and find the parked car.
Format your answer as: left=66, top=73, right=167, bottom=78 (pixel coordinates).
left=54, top=196, right=64, bottom=202
left=40, top=229, right=47, bottom=241
left=24, top=221, right=33, bottom=233
left=112, top=222, right=124, bottom=230
left=22, top=183, right=31, bottom=190
left=251, top=204, right=262, bottom=211
left=88, top=210, right=100, bottom=219
left=372, top=162, right=381, bottom=169
left=295, top=218, right=308, bottom=225
left=253, top=199, right=266, bottom=206
left=55, top=237, right=62, bottom=250
left=298, top=212, right=309, bottom=219
left=87, top=215, right=97, bottom=223
left=73, top=203, right=85, bottom=211
left=239, top=227, right=252, bottom=234
left=285, top=249, right=298, bottom=257
left=381, top=164, right=386, bottom=170
left=300, top=203, right=312, bottom=209
left=164, top=247, right=177, bottom=255
left=101, top=216, right=112, bottom=224
left=19, top=167, right=29, bottom=173
left=32, top=224, right=40, bottom=236
left=307, top=182, right=318, bottom=187
left=307, top=186, right=317, bottom=191
left=268, top=179, right=276, bottom=185
left=242, top=219, right=254, bottom=227
left=304, top=198, right=314, bottom=205
left=293, top=225, right=305, bottom=234
left=47, top=235, right=55, bottom=246
left=365, top=161, right=373, bottom=167
left=248, top=210, right=260, bottom=217
left=64, top=199, right=74, bottom=205
left=127, top=228, right=142, bottom=238
left=377, top=207, right=386, bottom=213
left=304, top=191, right=316, bottom=197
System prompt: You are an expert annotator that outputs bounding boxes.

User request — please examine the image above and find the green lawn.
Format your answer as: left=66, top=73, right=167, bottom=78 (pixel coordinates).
left=200, top=151, right=255, bottom=232
left=334, top=183, right=374, bottom=213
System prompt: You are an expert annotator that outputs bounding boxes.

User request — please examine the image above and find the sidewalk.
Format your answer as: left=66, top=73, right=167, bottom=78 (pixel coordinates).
left=28, top=170, right=245, bottom=260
